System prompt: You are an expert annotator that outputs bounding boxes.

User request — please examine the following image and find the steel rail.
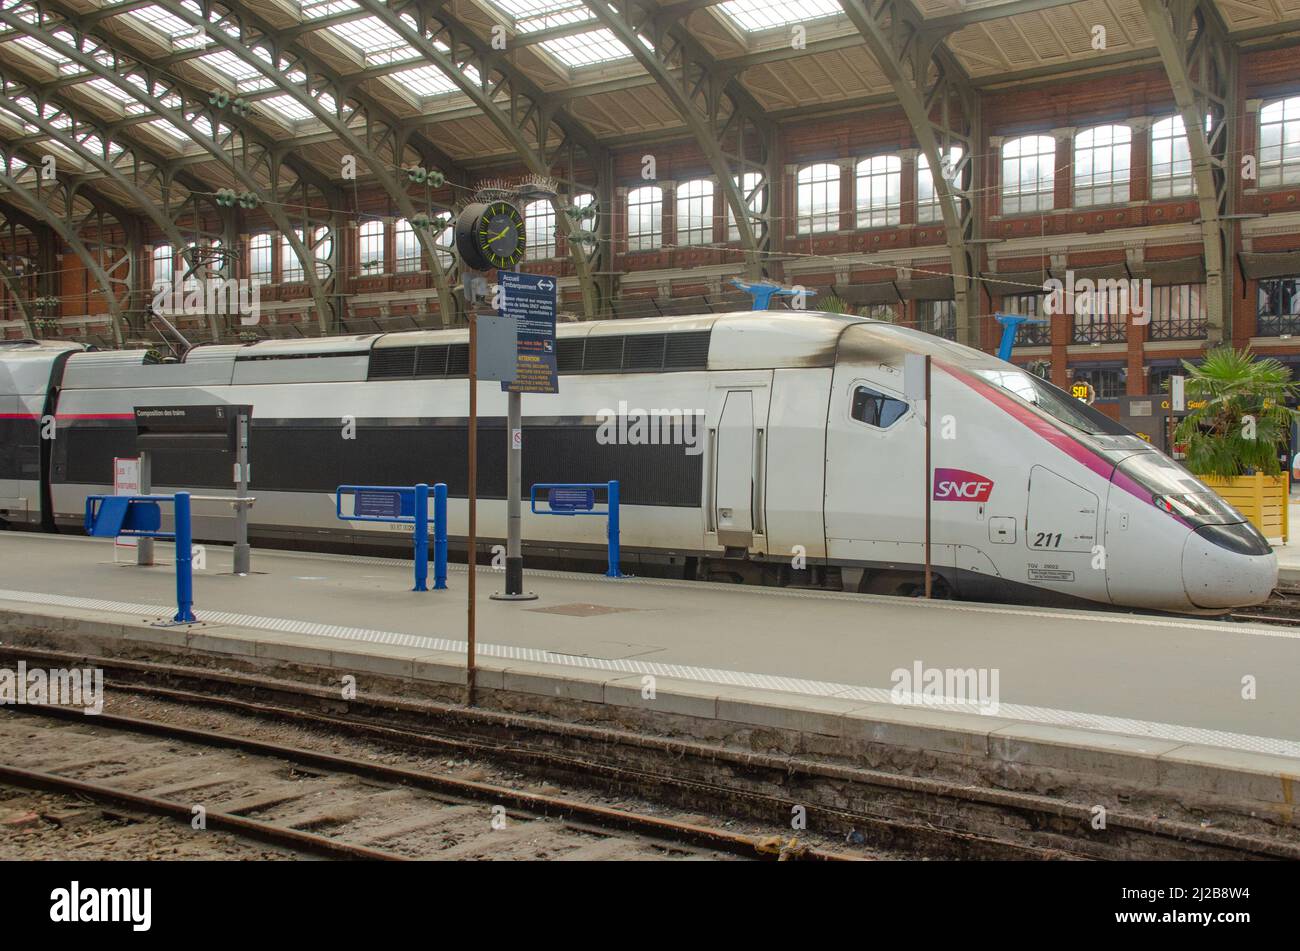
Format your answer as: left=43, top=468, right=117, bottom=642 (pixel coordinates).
left=4, top=645, right=1293, bottom=859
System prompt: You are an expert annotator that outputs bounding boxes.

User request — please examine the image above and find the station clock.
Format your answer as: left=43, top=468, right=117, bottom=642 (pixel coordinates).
left=455, top=200, right=526, bottom=271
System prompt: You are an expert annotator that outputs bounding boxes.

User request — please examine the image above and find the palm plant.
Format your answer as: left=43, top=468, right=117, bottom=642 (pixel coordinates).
left=818, top=294, right=848, bottom=314
left=1173, top=347, right=1300, bottom=478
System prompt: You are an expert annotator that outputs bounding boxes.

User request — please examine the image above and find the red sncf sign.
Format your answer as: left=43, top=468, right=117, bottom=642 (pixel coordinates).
left=932, top=467, right=994, bottom=502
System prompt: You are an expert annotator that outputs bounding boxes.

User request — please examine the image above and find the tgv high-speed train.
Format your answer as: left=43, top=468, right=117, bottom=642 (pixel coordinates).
left=0, top=311, right=1278, bottom=613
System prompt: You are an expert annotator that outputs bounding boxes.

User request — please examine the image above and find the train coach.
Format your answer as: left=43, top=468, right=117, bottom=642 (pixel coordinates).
left=0, top=310, right=1278, bottom=614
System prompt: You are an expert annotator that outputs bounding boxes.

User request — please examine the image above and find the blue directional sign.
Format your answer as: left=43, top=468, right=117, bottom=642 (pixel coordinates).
left=356, top=488, right=407, bottom=519
left=549, top=487, right=595, bottom=512
left=499, top=270, right=558, bottom=394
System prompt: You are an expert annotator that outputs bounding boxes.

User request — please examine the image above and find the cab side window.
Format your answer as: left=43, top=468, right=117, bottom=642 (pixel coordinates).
left=851, top=385, right=909, bottom=428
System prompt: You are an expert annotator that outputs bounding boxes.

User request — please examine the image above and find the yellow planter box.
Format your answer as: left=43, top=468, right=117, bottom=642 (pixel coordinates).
left=1197, top=473, right=1289, bottom=544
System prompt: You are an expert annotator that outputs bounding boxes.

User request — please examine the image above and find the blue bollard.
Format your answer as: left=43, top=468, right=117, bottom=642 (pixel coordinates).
left=413, top=483, right=429, bottom=592
left=606, top=480, right=622, bottom=578
left=173, top=491, right=196, bottom=623
left=433, top=482, right=448, bottom=590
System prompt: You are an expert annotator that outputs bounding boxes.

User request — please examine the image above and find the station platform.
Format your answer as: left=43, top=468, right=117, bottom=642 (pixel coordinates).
left=0, top=531, right=1297, bottom=823
left=1274, top=497, right=1300, bottom=585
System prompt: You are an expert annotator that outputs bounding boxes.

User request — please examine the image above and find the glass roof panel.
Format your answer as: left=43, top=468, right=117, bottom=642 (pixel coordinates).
left=82, top=77, right=150, bottom=115
left=716, top=0, right=843, bottom=32
left=299, top=0, right=360, bottom=19
left=489, top=0, right=595, bottom=32
left=121, top=4, right=209, bottom=50
left=257, top=95, right=319, bottom=123
left=197, top=49, right=277, bottom=92
left=538, top=28, right=637, bottom=67
left=324, top=15, right=415, bottom=64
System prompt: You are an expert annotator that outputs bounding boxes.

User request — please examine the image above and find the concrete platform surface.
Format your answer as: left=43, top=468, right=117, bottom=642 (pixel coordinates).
left=0, top=532, right=1297, bottom=768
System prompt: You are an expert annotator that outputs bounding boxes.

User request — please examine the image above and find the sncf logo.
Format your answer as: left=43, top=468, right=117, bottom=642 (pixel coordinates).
left=933, top=467, right=994, bottom=502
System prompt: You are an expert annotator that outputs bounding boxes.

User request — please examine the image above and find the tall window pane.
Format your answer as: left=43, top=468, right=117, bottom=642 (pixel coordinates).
left=1259, top=96, right=1300, bottom=187
left=1151, top=116, right=1194, bottom=199
left=358, top=220, right=385, bottom=273
left=394, top=218, right=420, bottom=272
left=151, top=244, right=173, bottom=285
left=525, top=200, right=556, bottom=260
left=1002, top=135, right=1056, bottom=214
left=312, top=226, right=332, bottom=279
left=796, top=163, right=839, bottom=234
left=677, top=179, right=713, bottom=246
left=1074, top=125, right=1131, bottom=206
left=282, top=231, right=304, bottom=283
left=248, top=234, right=272, bottom=284
left=917, top=148, right=964, bottom=224
left=727, top=172, right=765, bottom=241
left=855, top=155, right=901, bottom=228
left=627, top=185, right=663, bottom=251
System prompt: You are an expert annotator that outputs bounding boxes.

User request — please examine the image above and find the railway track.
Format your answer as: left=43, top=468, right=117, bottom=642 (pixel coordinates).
left=2, top=645, right=1298, bottom=862
left=0, top=706, right=842, bottom=861
left=1230, top=588, right=1300, bottom=626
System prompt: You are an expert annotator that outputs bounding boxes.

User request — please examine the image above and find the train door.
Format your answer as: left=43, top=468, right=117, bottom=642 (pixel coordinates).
left=824, top=367, right=929, bottom=569
left=707, top=381, right=771, bottom=554
left=1023, top=465, right=1108, bottom=601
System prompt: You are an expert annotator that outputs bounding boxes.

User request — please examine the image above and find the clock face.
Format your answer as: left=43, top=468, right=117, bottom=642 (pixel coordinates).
left=476, top=201, right=525, bottom=270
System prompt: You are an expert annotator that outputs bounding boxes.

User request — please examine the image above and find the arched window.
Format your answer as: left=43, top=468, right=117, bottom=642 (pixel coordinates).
left=627, top=185, right=663, bottom=251
left=1074, top=125, right=1131, bottom=206
left=1259, top=96, right=1300, bottom=187
left=281, top=232, right=303, bottom=283
left=917, top=148, right=964, bottom=224
left=796, top=163, right=839, bottom=234
left=248, top=234, right=272, bottom=284
left=1001, top=135, right=1056, bottom=214
left=525, top=200, right=556, bottom=260
left=855, top=155, right=901, bottom=228
left=394, top=218, right=420, bottom=272
left=358, top=220, right=385, bottom=273
left=1150, top=116, right=1194, bottom=199
left=151, top=244, right=173, bottom=286
left=677, top=179, right=714, bottom=246
left=727, top=172, right=765, bottom=241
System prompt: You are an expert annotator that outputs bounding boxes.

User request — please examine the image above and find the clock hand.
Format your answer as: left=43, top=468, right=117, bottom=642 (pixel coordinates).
left=487, top=225, right=510, bottom=243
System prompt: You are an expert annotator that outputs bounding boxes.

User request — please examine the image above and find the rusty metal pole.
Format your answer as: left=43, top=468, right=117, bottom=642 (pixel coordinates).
left=924, top=355, right=933, bottom=599
left=467, top=312, right=478, bottom=706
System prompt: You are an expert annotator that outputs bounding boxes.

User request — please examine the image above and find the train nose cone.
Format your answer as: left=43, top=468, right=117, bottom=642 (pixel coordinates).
left=1182, top=522, right=1277, bottom=609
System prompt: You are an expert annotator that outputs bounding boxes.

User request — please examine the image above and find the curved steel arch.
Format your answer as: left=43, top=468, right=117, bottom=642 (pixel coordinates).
left=352, top=0, right=612, bottom=317
left=0, top=162, right=128, bottom=346
left=0, top=72, right=207, bottom=282
left=839, top=0, right=978, bottom=345
left=586, top=0, right=775, bottom=280
left=1139, top=0, right=1235, bottom=345
left=0, top=194, right=54, bottom=338
left=0, top=2, right=339, bottom=333
left=141, top=0, right=462, bottom=323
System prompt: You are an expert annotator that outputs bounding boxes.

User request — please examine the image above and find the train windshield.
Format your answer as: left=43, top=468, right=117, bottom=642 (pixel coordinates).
left=1117, top=453, right=1245, bottom=526
left=975, top=368, right=1129, bottom=436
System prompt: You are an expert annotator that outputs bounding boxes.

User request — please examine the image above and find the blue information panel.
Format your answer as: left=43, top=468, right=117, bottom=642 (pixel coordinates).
left=549, top=487, right=595, bottom=512
left=500, top=270, right=558, bottom=394
left=356, top=489, right=405, bottom=519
